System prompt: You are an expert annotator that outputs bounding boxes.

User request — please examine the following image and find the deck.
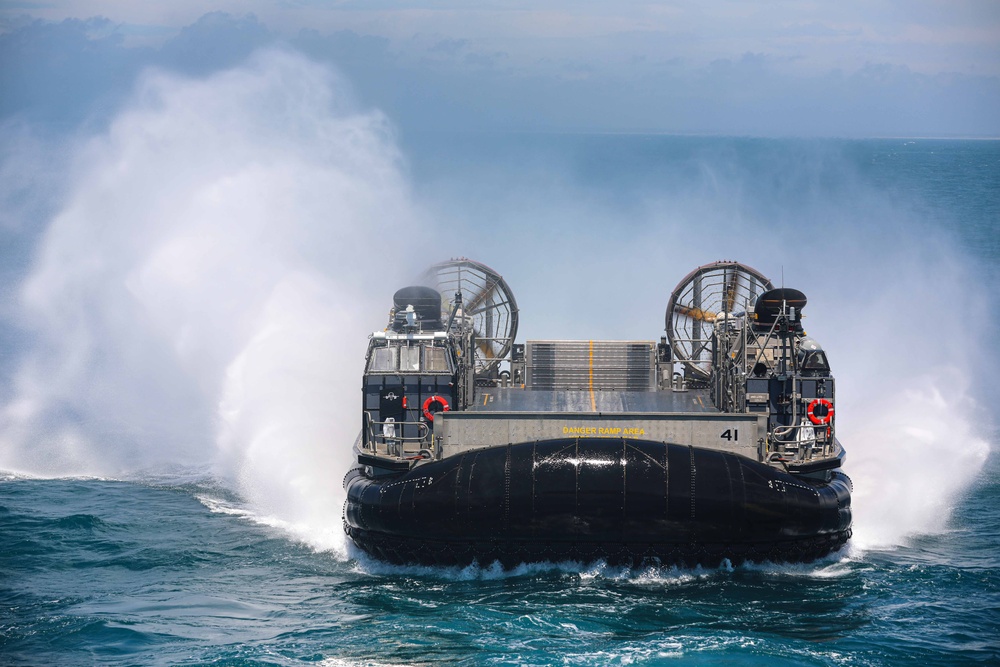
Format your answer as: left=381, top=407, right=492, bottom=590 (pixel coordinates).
left=467, top=387, right=719, bottom=414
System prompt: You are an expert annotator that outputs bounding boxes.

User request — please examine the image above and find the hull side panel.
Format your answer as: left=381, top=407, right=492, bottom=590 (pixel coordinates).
left=344, top=437, right=852, bottom=567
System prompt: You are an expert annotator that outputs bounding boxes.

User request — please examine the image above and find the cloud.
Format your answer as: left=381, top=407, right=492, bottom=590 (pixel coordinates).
left=158, top=11, right=274, bottom=75
left=776, top=22, right=864, bottom=39
left=0, top=17, right=147, bottom=124
left=0, top=10, right=998, bottom=136
left=428, top=37, right=467, bottom=56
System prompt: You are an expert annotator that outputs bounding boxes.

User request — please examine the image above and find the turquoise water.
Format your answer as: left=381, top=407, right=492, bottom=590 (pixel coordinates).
left=2, top=452, right=997, bottom=665
left=2, top=136, right=999, bottom=665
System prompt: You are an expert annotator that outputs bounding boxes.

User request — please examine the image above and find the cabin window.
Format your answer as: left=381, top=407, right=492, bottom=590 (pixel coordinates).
left=369, top=346, right=397, bottom=372
left=423, top=346, right=450, bottom=372
left=400, top=345, right=421, bottom=372
left=803, top=351, right=829, bottom=371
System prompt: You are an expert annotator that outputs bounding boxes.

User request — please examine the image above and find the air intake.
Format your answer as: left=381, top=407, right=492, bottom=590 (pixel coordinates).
left=525, top=340, right=656, bottom=391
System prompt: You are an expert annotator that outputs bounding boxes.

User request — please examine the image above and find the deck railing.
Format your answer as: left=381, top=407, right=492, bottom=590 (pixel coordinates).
left=362, top=412, right=431, bottom=458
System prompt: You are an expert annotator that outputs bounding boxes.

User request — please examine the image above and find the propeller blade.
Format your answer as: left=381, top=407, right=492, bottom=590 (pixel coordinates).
left=674, top=304, right=718, bottom=322
left=477, top=339, right=496, bottom=359
left=464, top=280, right=500, bottom=313
left=724, top=268, right=737, bottom=313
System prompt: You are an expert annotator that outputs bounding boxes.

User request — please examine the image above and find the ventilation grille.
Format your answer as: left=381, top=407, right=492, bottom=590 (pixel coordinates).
left=525, top=340, right=656, bottom=391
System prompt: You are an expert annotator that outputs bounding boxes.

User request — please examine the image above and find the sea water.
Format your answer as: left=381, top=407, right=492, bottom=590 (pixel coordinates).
left=1, top=55, right=998, bottom=666
left=2, top=456, right=998, bottom=665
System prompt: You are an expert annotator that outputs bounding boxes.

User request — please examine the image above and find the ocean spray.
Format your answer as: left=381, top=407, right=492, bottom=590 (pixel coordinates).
left=0, top=52, right=992, bottom=558
left=0, top=50, right=424, bottom=552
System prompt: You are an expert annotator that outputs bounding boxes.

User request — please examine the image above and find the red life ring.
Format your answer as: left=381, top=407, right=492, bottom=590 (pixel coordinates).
left=422, top=395, right=450, bottom=421
left=806, top=398, right=834, bottom=425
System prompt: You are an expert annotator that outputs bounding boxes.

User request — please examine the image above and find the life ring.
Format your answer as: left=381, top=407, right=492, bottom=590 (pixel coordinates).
left=806, top=398, right=834, bottom=425
left=422, top=395, right=450, bottom=421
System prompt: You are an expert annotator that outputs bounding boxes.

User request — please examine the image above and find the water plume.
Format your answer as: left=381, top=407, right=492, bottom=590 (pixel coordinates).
left=0, top=49, right=422, bottom=551
left=422, top=138, right=995, bottom=552
left=799, top=232, right=992, bottom=550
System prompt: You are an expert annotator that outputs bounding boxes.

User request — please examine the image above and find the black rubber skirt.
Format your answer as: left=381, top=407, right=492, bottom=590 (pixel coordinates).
left=344, top=437, right=852, bottom=568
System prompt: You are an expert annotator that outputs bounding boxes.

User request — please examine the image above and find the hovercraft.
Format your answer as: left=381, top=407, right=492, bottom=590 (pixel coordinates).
left=344, top=259, right=851, bottom=568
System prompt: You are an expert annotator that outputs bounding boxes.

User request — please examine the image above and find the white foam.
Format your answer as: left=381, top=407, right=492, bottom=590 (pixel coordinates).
left=0, top=49, right=422, bottom=551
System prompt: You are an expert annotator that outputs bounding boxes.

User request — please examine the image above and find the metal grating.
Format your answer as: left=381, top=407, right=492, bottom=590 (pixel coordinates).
left=525, top=340, right=656, bottom=391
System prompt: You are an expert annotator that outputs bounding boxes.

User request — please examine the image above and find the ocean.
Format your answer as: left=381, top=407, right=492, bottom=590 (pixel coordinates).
left=2, top=452, right=998, bottom=665
left=1, top=58, right=998, bottom=666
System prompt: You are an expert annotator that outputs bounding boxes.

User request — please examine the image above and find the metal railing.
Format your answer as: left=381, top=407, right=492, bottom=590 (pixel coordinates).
left=362, top=412, right=432, bottom=458
left=770, top=422, right=834, bottom=462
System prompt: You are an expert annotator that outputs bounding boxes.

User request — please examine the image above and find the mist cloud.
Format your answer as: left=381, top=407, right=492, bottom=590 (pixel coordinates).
left=0, top=50, right=419, bottom=492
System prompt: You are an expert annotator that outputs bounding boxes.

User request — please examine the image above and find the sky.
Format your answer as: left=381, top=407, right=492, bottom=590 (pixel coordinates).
left=2, top=0, right=999, bottom=136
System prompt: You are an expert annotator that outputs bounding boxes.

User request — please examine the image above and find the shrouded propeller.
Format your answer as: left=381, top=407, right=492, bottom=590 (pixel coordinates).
left=420, top=258, right=518, bottom=375
left=666, top=260, right=773, bottom=381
